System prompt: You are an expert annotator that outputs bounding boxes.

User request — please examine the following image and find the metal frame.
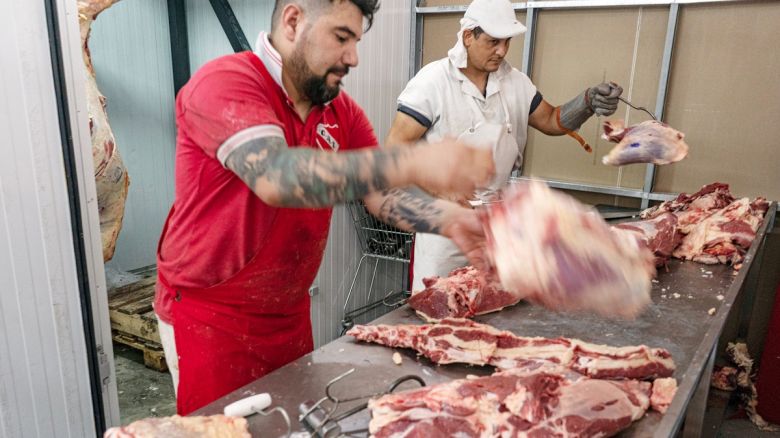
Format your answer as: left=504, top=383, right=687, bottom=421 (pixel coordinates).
left=167, top=0, right=191, bottom=95
left=411, top=0, right=749, bottom=205
left=209, top=0, right=252, bottom=53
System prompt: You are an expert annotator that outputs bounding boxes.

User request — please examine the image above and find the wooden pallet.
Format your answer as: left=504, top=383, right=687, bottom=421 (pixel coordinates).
left=108, top=275, right=167, bottom=372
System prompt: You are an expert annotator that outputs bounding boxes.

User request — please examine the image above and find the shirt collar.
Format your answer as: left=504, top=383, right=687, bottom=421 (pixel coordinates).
left=448, top=58, right=511, bottom=101
left=254, top=31, right=285, bottom=91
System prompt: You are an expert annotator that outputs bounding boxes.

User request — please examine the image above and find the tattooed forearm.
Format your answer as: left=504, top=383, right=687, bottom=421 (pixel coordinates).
left=225, top=136, right=410, bottom=208
left=373, top=187, right=446, bottom=234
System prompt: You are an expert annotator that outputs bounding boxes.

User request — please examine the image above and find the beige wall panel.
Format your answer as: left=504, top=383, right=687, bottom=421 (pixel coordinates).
left=562, top=190, right=642, bottom=208
left=654, top=2, right=780, bottom=201
left=421, top=12, right=525, bottom=67
left=522, top=7, right=668, bottom=193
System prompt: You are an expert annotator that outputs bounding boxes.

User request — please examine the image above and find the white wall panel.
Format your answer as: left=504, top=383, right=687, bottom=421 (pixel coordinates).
left=0, top=0, right=97, bottom=435
left=90, top=1, right=177, bottom=272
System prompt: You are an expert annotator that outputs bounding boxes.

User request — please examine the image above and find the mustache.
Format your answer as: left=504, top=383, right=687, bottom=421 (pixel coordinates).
left=327, top=66, right=350, bottom=76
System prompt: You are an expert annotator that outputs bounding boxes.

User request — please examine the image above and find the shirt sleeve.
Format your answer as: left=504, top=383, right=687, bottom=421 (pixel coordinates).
left=396, top=63, right=441, bottom=129
left=347, top=102, right=379, bottom=150
left=176, top=55, right=284, bottom=162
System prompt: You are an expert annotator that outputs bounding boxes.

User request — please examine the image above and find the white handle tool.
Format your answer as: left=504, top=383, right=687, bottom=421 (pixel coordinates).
left=223, top=393, right=272, bottom=417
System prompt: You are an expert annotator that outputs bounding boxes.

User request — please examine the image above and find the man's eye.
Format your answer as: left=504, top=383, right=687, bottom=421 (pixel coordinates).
left=336, top=35, right=347, bottom=43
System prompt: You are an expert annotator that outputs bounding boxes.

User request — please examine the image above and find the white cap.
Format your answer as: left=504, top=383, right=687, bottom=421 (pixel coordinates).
left=464, top=0, right=526, bottom=39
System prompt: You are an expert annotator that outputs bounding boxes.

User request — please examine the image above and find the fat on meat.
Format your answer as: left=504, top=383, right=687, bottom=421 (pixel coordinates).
left=408, top=266, right=522, bottom=322
left=612, top=212, right=682, bottom=268
left=348, top=318, right=675, bottom=381
left=368, top=362, right=674, bottom=438
left=601, top=120, right=689, bottom=166
left=482, top=180, right=656, bottom=319
left=103, top=415, right=250, bottom=438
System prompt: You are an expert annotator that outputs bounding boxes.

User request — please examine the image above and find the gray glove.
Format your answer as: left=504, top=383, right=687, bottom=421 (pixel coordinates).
left=559, top=82, right=623, bottom=131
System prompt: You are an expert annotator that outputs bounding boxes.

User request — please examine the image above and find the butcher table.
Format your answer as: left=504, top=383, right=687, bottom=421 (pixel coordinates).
left=195, top=202, right=776, bottom=438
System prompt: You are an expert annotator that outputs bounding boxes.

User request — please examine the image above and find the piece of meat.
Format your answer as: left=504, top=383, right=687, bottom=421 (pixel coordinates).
left=601, top=120, right=689, bottom=166
left=482, top=180, right=656, bottom=319
left=103, top=415, right=250, bottom=438
left=408, top=266, right=522, bottom=322
left=612, top=213, right=682, bottom=267
left=79, top=0, right=130, bottom=262
left=640, top=183, right=735, bottom=233
left=368, top=364, right=655, bottom=438
left=348, top=318, right=675, bottom=380
left=672, top=197, right=766, bottom=266
left=650, top=377, right=678, bottom=414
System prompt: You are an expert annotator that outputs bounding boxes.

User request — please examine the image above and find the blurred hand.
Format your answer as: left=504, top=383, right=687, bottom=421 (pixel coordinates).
left=411, top=138, right=495, bottom=199
left=441, top=208, right=488, bottom=271
left=587, top=82, right=623, bottom=116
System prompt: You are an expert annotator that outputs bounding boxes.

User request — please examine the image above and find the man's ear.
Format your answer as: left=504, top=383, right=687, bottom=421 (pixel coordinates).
left=280, top=4, right=303, bottom=42
left=462, top=29, right=474, bottom=48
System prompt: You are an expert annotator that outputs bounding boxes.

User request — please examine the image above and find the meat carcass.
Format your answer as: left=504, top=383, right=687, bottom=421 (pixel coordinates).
left=368, top=362, right=672, bottom=438
left=673, top=197, right=768, bottom=267
left=482, top=180, right=656, bottom=319
left=103, top=415, right=250, bottom=438
left=79, top=0, right=130, bottom=261
left=408, top=266, right=521, bottom=322
left=638, top=183, right=768, bottom=268
left=612, top=212, right=682, bottom=267
left=601, top=120, right=689, bottom=166
left=348, top=318, right=675, bottom=380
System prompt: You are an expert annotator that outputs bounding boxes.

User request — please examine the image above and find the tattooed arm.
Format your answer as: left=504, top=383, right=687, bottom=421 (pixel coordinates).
left=224, top=135, right=494, bottom=208
left=363, top=188, right=487, bottom=269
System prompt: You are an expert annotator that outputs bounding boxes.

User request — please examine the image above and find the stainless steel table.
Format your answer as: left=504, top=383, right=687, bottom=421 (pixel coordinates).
left=195, top=203, right=776, bottom=438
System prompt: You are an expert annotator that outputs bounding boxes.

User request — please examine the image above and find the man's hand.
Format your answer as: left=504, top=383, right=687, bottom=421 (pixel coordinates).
left=441, top=208, right=488, bottom=271
left=410, top=138, right=495, bottom=199
left=587, top=82, right=622, bottom=116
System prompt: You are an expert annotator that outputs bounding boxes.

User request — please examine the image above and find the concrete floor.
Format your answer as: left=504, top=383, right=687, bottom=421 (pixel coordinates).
left=114, top=342, right=176, bottom=424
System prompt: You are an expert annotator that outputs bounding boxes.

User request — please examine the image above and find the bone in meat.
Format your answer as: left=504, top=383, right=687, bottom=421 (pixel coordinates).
left=601, top=120, right=689, bottom=166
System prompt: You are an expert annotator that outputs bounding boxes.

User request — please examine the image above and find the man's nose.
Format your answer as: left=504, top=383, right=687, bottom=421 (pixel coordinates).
left=496, top=40, right=509, bottom=57
left=343, top=43, right=359, bottom=67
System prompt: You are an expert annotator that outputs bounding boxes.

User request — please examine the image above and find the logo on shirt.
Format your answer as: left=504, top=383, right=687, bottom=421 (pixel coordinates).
left=316, top=123, right=341, bottom=151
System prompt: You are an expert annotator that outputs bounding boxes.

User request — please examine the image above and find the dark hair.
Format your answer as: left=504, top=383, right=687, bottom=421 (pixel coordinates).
left=470, top=26, right=485, bottom=39
left=272, top=0, right=381, bottom=31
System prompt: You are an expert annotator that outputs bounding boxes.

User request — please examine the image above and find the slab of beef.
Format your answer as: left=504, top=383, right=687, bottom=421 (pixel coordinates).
left=79, top=0, right=130, bottom=262
left=639, top=183, right=769, bottom=268
left=408, top=266, right=522, bottom=322
left=612, top=212, right=682, bottom=267
left=103, top=415, right=250, bottom=438
left=368, top=362, right=673, bottom=438
left=481, top=180, right=655, bottom=319
left=601, top=120, right=689, bottom=166
left=348, top=318, right=675, bottom=380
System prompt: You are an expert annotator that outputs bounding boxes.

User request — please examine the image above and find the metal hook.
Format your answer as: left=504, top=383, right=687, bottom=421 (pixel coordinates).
left=618, top=96, right=658, bottom=121
left=255, top=406, right=292, bottom=438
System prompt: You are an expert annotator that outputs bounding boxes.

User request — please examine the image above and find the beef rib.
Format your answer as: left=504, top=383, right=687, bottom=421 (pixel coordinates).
left=612, top=212, right=682, bottom=268
left=482, top=180, right=656, bottom=319
left=601, top=120, right=689, bottom=166
left=348, top=318, right=675, bottom=381
left=408, top=266, right=522, bottom=322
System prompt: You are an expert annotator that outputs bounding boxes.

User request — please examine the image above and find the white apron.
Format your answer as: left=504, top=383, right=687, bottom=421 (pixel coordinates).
left=412, top=91, right=519, bottom=290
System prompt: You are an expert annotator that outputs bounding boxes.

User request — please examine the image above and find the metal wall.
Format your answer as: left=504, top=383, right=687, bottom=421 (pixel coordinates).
left=0, top=0, right=99, bottom=435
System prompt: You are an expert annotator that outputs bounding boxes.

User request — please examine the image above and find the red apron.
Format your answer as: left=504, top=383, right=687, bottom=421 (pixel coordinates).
left=160, top=206, right=331, bottom=414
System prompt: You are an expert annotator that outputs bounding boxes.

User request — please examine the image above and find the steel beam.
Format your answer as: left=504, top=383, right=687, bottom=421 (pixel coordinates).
left=409, top=0, right=423, bottom=78
left=167, top=0, right=190, bottom=95
left=511, top=176, right=679, bottom=201
left=209, top=0, right=251, bottom=53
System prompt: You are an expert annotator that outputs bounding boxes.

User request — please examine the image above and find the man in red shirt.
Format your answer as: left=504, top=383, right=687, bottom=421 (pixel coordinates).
left=154, top=0, right=495, bottom=414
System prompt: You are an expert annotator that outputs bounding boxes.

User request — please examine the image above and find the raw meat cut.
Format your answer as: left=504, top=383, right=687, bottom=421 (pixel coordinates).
left=103, top=415, right=250, bottom=438
left=348, top=318, right=675, bottom=380
left=79, top=0, right=130, bottom=261
left=639, top=183, right=768, bottom=268
left=482, top=180, right=656, bottom=319
left=368, top=362, right=667, bottom=438
left=601, top=120, right=689, bottom=166
left=612, top=212, right=682, bottom=267
left=408, top=266, right=521, bottom=322
left=650, top=377, right=677, bottom=414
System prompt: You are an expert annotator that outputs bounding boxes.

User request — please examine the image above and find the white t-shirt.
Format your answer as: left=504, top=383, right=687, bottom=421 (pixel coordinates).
left=397, top=58, right=540, bottom=170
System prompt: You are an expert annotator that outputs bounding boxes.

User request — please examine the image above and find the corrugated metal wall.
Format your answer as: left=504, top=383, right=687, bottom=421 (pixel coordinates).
left=0, top=0, right=97, bottom=435
left=91, top=2, right=411, bottom=347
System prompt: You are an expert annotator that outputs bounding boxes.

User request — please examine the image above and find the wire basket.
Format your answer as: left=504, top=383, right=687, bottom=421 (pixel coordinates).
left=346, top=200, right=413, bottom=262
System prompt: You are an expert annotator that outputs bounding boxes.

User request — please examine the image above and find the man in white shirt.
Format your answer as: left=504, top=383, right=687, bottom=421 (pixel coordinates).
left=387, top=0, right=624, bottom=289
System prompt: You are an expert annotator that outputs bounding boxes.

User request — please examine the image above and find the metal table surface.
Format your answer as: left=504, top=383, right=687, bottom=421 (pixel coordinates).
left=195, top=203, right=776, bottom=438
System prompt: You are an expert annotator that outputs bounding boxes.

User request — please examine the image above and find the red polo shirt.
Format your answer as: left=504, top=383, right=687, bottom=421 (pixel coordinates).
left=155, top=40, right=377, bottom=324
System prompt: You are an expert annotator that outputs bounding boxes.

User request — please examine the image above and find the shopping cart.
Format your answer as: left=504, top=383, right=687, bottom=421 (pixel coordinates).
left=341, top=200, right=413, bottom=334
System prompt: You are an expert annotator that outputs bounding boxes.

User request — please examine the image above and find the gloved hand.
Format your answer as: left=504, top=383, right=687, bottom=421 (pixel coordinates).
left=559, top=81, right=623, bottom=131
left=587, top=82, right=622, bottom=116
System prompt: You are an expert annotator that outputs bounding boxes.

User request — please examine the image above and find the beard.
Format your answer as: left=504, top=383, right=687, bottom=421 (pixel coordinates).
left=288, top=44, right=349, bottom=106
